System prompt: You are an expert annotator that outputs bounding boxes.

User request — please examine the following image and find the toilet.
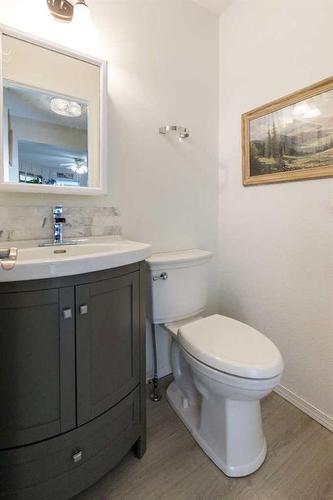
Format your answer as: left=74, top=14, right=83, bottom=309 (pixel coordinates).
left=146, top=249, right=284, bottom=477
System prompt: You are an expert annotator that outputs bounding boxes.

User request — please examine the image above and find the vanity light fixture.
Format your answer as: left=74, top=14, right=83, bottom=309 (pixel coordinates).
left=159, top=125, right=190, bottom=140
left=47, top=0, right=89, bottom=23
left=50, top=97, right=82, bottom=117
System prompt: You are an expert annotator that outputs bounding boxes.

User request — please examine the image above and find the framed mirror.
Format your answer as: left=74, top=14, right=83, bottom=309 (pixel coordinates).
left=0, top=25, right=107, bottom=195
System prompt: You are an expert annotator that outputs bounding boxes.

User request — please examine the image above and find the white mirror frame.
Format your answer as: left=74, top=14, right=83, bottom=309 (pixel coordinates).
left=0, top=25, right=107, bottom=196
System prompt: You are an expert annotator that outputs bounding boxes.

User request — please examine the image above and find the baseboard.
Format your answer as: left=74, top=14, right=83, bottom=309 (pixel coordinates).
left=275, top=384, right=333, bottom=432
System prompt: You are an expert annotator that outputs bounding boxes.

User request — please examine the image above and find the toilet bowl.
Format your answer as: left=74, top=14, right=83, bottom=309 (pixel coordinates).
left=146, top=250, right=284, bottom=477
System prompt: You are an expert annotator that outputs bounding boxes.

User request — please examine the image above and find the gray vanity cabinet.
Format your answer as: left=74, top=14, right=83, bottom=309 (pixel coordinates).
left=76, top=272, right=140, bottom=424
left=0, top=287, right=76, bottom=449
left=0, top=262, right=146, bottom=500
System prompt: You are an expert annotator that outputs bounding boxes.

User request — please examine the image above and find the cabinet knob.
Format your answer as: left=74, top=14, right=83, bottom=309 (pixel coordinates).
left=79, top=304, right=88, bottom=315
left=63, top=308, right=72, bottom=320
left=72, top=450, right=83, bottom=463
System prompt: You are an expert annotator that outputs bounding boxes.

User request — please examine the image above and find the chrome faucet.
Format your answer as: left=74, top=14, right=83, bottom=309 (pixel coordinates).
left=39, top=206, right=77, bottom=247
left=53, top=206, right=66, bottom=244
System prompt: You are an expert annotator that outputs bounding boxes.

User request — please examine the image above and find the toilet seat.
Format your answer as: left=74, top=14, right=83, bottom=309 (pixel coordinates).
left=178, top=314, right=284, bottom=380
left=182, top=347, right=281, bottom=394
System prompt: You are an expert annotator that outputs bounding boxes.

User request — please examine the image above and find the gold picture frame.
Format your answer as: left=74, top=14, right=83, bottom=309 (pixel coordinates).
left=242, top=77, right=333, bottom=185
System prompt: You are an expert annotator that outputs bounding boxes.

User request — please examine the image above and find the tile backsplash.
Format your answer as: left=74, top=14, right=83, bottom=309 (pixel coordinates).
left=0, top=206, right=121, bottom=241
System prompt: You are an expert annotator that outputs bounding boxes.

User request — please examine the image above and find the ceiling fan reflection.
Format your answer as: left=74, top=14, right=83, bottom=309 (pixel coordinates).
left=60, top=158, right=88, bottom=175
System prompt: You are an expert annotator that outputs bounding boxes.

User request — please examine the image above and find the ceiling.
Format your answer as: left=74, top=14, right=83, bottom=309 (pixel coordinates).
left=191, top=0, right=235, bottom=14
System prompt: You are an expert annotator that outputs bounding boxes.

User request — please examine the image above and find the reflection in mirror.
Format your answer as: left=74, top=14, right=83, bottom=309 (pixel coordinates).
left=3, top=83, right=88, bottom=187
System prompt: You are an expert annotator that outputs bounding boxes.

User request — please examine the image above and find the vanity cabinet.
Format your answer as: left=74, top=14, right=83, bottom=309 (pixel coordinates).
left=0, top=287, right=76, bottom=449
left=0, top=262, right=146, bottom=500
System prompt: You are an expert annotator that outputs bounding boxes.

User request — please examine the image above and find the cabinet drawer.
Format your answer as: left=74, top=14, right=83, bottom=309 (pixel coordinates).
left=0, top=386, right=140, bottom=500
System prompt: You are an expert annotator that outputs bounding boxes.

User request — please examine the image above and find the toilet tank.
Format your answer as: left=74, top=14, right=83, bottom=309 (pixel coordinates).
left=146, top=249, right=212, bottom=325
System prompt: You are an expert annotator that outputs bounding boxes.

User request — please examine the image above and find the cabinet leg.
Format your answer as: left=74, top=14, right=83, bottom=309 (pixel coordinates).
left=133, top=435, right=146, bottom=459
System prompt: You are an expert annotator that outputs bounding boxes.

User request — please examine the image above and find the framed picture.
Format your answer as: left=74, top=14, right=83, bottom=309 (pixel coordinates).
left=242, top=77, right=333, bottom=185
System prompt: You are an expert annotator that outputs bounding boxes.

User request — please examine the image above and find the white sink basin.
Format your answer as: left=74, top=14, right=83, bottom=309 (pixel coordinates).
left=0, top=237, right=152, bottom=282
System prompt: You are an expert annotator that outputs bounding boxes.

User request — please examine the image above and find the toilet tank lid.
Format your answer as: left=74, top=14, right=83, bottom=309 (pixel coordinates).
left=146, top=249, right=212, bottom=270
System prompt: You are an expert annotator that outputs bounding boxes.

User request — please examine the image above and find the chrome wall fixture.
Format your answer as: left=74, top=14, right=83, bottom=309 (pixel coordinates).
left=0, top=247, right=17, bottom=271
left=159, top=125, right=190, bottom=140
left=47, top=0, right=89, bottom=22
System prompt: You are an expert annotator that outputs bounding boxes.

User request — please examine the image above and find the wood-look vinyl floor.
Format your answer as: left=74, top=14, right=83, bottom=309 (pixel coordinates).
left=75, top=378, right=333, bottom=500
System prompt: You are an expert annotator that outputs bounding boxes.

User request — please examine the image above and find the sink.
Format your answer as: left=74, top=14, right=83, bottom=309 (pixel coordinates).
left=0, top=237, right=152, bottom=282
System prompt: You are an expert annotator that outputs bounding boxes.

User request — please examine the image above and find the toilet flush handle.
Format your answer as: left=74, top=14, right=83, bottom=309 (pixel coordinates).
left=153, top=272, right=168, bottom=281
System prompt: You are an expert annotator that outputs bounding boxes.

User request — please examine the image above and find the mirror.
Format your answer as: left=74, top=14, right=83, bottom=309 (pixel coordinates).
left=4, top=84, right=88, bottom=187
left=0, top=27, right=107, bottom=195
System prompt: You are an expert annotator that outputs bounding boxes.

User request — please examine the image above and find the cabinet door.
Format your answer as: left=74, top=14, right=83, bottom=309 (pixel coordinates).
left=0, top=287, right=76, bottom=449
left=76, top=272, right=140, bottom=425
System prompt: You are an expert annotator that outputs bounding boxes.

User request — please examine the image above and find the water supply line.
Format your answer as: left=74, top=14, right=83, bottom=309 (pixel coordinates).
left=149, top=270, right=169, bottom=402
left=150, top=323, right=162, bottom=402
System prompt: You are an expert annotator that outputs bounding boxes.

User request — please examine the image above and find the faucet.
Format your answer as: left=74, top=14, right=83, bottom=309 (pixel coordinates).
left=39, top=206, right=77, bottom=247
left=53, top=206, right=66, bottom=244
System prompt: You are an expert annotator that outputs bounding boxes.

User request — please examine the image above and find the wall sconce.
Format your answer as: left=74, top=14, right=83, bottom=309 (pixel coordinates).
left=159, top=125, right=190, bottom=140
left=47, top=0, right=89, bottom=23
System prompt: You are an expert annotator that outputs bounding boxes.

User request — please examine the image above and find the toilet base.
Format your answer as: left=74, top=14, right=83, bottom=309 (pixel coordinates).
left=166, top=381, right=267, bottom=477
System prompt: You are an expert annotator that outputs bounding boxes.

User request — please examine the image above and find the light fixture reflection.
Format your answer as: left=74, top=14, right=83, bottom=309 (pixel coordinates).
left=69, top=163, right=88, bottom=174
left=50, top=97, right=82, bottom=117
left=61, top=158, right=88, bottom=174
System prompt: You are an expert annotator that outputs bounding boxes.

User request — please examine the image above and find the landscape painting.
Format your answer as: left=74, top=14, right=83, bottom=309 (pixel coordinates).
left=242, top=77, right=333, bottom=185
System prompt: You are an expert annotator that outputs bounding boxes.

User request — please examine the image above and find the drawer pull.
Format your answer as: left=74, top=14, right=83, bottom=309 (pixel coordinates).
left=72, top=450, right=83, bottom=463
left=79, top=304, right=88, bottom=315
left=63, top=308, right=72, bottom=320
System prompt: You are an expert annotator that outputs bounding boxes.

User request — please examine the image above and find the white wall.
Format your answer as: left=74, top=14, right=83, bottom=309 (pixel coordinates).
left=219, top=0, right=333, bottom=427
left=0, top=0, right=219, bottom=378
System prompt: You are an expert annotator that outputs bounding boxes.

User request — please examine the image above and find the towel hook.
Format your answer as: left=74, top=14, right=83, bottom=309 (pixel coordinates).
left=159, top=125, right=189, bottom=140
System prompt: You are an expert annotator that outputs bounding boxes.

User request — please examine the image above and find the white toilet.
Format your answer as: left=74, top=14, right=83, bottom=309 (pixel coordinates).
left=146, top=249, right=284, bottom=477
